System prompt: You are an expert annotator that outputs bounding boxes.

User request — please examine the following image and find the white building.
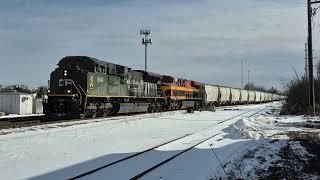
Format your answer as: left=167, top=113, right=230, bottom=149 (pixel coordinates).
left=0, top=92, right=33, bottom=115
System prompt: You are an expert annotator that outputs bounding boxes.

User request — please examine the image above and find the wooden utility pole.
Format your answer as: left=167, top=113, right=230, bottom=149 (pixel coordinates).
left=305, top=43, right=309, bottom=81
left=307, top=0, right=318, bottom=115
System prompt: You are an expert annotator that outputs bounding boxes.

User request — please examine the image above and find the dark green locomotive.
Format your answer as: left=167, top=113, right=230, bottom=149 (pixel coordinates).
left=44, top=56, right=166, bottom=118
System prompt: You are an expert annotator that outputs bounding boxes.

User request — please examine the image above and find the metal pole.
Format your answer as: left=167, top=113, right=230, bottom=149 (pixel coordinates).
left=145, top=36, right=147, bottom=71
left=247, top=70, right=250, bottom=87
left=305, top=43, right=309, bottom=81
left=140, top=29, right=152, bottom=72
left=241, top=60, right=244, bottom=88
left=307, top=0, right=315, bottom=115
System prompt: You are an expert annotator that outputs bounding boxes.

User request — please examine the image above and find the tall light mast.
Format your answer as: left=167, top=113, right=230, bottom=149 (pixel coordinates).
left=140, top=29, right=152, bottom=71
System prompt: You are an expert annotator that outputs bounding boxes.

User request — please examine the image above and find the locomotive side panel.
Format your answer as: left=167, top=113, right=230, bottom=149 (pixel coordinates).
left=86, top=72, right=129, bottom=97
left=127, top=71, right=144, bottom=97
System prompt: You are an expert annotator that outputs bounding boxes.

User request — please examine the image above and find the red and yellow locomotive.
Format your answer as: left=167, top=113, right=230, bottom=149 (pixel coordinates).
left=160, top=76, right=201, bottom=110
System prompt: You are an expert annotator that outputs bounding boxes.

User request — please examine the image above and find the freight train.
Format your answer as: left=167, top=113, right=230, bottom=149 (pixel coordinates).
left=43, top=56, right=283, bottom=118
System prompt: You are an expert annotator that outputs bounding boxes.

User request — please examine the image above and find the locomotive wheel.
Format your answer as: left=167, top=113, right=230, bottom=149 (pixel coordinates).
left=91, top=110, right=97, bottom=119
left=102, top=109, right=112, bottom=117
left=79, top=114, right=86, bottom=119
left=110, top=102, right=120, bottom=115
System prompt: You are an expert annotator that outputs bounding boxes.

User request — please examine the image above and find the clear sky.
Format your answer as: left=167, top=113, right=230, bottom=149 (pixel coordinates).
left=0, top=0, right=309, bottom=89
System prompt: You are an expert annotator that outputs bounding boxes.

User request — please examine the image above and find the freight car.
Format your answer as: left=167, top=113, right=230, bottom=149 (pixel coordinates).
left=44, top=56, right=283, bottom=118
left=219, top=86, right=231, bottom=105
left=202, top=84, right=219, bottom=106
left=230, top=88, right=241, bottom=105
left=240, top=89, right=248, bottom=104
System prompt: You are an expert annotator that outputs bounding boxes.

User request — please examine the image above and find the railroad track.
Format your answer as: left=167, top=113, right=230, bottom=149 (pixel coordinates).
left=0, top=115, right=90, bottom=129
left=0, top=103, right=259, bottom=130
left=68, top=105, right=269, bottom=180
left=0, top=110, right=182, bottom=130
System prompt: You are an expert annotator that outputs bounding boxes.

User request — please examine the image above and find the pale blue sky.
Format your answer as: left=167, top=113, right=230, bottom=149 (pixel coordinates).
left=0, top=0, right=308, bottom=89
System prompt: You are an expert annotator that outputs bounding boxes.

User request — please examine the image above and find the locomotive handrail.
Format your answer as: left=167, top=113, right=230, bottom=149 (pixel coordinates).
left=76, top=82, right=87, bottom=96
left=71, top=81, right=86, bottom=105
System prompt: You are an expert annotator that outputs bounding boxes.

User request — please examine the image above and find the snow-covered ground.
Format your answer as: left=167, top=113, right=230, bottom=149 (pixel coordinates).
left=1, top=102, right=319, bottom=180
left=142, top=102, right=320, bottom=180
left=0, top=113, right=43, bottom=119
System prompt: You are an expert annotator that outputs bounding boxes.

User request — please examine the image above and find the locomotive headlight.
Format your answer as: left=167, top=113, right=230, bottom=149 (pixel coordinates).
left=67, top=90, right=71, bottom=93
left=48, top=89, right=51, bottom=93
left=64, top=70, right=68, bottom=76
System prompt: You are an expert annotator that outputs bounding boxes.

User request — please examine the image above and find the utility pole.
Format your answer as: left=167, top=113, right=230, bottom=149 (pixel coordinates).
left=241, top=60, right=244, bottom=89
left=305, top=42, right=309, bottom=81
left=307, top=0, right=319, bottom=115
left=140, top=29, right=152, bottom=72
left=247, top=70, right=250, bottom=88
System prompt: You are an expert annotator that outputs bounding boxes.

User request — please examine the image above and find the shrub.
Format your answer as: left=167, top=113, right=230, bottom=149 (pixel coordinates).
left=281, top=78, right=320, bottom=115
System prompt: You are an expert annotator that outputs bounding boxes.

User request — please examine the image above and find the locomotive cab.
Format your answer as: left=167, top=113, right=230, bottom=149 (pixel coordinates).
left=44, top=57, right=94, bottom=117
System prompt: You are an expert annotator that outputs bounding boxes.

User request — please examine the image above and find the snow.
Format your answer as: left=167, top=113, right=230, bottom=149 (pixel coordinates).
left=0, top=102, right=317, bottom=180
left=140, top=102, right=320, bottom=179
left=222, top=139, right=287, bottom=179
left=0, top=114, right=43, bottom=119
